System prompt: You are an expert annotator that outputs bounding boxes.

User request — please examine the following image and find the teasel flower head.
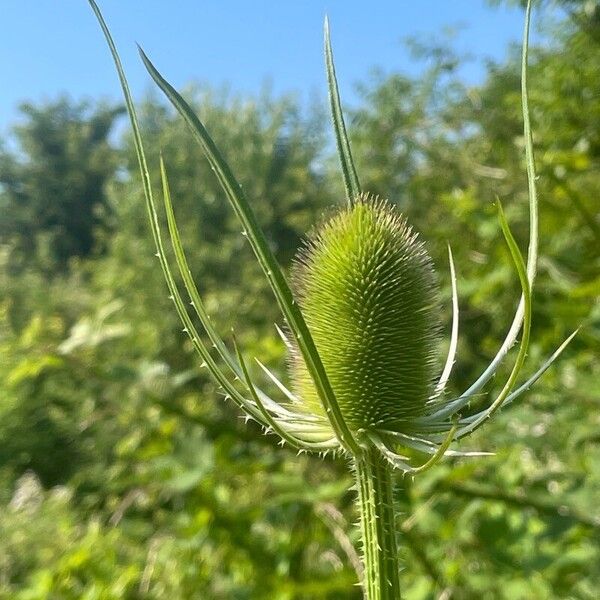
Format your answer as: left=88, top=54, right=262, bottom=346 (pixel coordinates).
left=290, top=195, right=441, bottom=434
left=89, top=0, right=578, bottom=472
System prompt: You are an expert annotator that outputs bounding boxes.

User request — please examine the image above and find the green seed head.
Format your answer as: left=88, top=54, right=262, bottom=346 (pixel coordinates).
left=290, top=194, right=441, bottom=433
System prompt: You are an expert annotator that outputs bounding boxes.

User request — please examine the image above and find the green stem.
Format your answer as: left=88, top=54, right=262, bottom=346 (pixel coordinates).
left=355, top=449, right=402, bottom=599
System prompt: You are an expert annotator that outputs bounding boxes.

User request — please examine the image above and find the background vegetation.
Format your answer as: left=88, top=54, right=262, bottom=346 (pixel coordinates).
left=1, top=2, right=598, bottom=598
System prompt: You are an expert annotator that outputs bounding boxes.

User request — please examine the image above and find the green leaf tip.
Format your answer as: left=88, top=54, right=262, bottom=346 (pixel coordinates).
left=324, top=16, right=361, bottom=206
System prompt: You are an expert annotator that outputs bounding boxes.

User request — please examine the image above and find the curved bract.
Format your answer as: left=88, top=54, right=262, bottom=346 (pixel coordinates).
left=290, top=195, right=440, bottom=432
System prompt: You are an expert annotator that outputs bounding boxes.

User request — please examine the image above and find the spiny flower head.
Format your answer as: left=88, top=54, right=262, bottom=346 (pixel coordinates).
left=290, top=194, right=441, bottom=432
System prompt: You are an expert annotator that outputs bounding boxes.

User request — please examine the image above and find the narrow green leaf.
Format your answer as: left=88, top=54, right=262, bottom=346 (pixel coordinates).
left=410, top=421, right=458, bottom=474
left=139, top=48, right=361, bottom=455
left=435, top=244, right=459, bottom=394
left=162, top=157, right=306, bottom=419
left=87, top=0, right=264, bottom=425
left=453, top=202, right=532, bottom=439
left=522, top=0, right=539, bottom=285
left=498, top=202, right=530, bottom=306
left=504, top=328, right=578, bottom=406
left=463, top=328, right=579, bottom=421
left=423, top=0, right=538, bottom=422
left=160, top=156, right=239, bottom=375
left=324, top=16, right=361, bottom=205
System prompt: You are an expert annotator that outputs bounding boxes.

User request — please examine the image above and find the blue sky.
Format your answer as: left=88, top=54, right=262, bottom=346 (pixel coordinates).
left=1, top=1, right=530, bottom=138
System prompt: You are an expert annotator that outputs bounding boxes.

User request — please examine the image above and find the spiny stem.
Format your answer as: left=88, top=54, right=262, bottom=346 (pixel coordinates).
left=355, top=449, right=401, bottom=599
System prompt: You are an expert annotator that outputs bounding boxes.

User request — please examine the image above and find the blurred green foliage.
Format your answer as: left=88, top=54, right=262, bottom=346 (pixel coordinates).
left=0, top=100, right=123, bottom=272
left=0, top=4, right=598, bottom=598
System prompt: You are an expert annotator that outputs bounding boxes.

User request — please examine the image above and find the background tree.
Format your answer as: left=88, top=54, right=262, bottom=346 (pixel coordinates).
left=0, top=99, right=122, bottom=271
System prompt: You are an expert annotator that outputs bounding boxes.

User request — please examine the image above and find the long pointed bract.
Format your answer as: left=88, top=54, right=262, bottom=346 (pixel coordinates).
left=453, top=202, right=532, bottom=439
left=161, top=155, right=295, bottom=414
left=160, top=156, right=240, bottom=377
left=256, top=358, right=300, bottom=404
left=435, top=245, right=459, bottom=394
left=233, top=338, right=337, bottom=451
left=324, top=17, right=361, bottom=205
left=423, top=0, right=538, bottom=422
left=139, top=48, right=361, bottom=455
left=369, top=421, right=458, bottom=474
left=88, top=0, right=265, bottom=426
left=460, top=329, right=579, bottom=424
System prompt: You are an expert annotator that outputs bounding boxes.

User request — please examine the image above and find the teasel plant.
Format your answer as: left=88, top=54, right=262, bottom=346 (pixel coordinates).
left=89, top=0, right=579, bottom=597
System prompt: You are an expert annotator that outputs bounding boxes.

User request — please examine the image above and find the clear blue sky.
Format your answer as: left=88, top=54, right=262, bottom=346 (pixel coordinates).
left=1, top=0, right=530, bottom=138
